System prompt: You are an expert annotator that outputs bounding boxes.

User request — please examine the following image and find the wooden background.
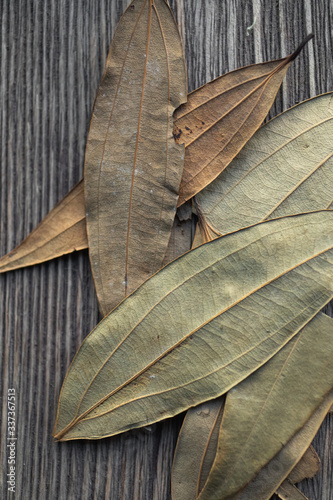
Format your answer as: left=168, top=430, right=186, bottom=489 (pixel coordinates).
left=1, top=0, right=332, bottom=498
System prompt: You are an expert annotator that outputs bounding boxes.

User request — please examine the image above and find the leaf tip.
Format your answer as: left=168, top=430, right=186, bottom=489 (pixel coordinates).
left=289, top=34, right=314, bottom=62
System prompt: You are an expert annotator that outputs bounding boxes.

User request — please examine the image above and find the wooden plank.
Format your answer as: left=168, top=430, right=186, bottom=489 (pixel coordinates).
left=0, top=1, right=332, bottom=499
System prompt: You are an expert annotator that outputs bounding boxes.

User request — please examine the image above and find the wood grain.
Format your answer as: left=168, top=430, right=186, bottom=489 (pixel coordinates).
left=0, top=0, right=332, bottom=498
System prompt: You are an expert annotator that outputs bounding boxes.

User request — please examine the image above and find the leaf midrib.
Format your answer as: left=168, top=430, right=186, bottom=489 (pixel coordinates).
left=150, top=1, right=172, bottom=273
left=75, top=218, right=315, bottom=415
left=125, top=0, right=153, bottom=297
left=265, top=152, right=333, bottom=219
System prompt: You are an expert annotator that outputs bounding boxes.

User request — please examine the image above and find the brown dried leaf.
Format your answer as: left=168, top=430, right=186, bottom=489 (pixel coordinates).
left=0, top=181, right=87, bottom=273
left=84, top=0, right=187, bottom=315
left=161, top=215, right=192, bottom=266
left=0, top=38, right=313, bottom=275
left=175, top=35, right=313, bottom=206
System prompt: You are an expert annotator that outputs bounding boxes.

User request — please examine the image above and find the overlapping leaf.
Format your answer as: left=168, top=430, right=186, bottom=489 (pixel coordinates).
left=237, top=391, right=333, bottom=500
left=197, top=312, right=333, bottom=500
left=53, top=211, right=333, bottom=441
left=172, top=417, right=320, bottom=500
left=172, top=314, right=332, bottom=500
left=174, top=92, right=333, bottom=500
left=262, top=445, right=320, bottom=500
left=83, top=0, right=187, bottom=315
left=0, top=42, right=313, bottom=275
left=194, top=92, right=333, bottom=245
left=0, top=182, right=87, bottom=273
left=171, top=398, right=224, bottom=500
left=275, top=444, right=320, bottom=500
left=175, top=36, right=313, bottom=206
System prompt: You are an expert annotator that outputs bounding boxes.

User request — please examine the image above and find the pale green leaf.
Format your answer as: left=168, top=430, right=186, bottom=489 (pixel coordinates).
left=194, top=93, right=333, bottom=245
left=172, top=314, right=332, bottom=500
left=198, top=312, right=333, bottom=500
left=53, top=211, right=333, bottom=441
left=171, top=398, right=224, bottom=500
left=237, top=391, right=333, bottom=500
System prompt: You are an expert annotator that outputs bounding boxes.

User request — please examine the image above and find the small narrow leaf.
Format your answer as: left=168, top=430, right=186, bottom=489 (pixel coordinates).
left=175, top=35, right=313, bottom=206
left=0, top=181, right=87, bottom=273
left=194, top=92, right=333, bottom=243
left=275, top=446, right=320, bottom=500
left=83, top=0, right=187, bottom=316
left=198, top=312, right=333, bottom=500
left=53, top=211, right=333, bottom=441
left=171, top=398, right=224, bottom=500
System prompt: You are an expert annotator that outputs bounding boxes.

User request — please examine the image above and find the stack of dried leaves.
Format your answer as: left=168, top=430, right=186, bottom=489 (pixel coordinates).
left=1, top=1, right=332, bottom=499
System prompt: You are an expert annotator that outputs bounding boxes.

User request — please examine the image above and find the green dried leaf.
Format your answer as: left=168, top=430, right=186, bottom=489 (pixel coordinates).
left=171, top=398, right=224, bottom=499
left=197, top=312, right=333, bottom=500
left=172, top=315, right=332, bottom=500
left=237, top=392, right=333, bottom=500
left=194, top=93, right=333, bottom=245
left=53, top=211, right=333, bottom=441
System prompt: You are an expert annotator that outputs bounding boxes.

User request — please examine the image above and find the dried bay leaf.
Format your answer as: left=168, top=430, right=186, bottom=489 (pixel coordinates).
left=173, top=93, right=333, bottom=500
left=236, top=391, right=333, bottom=500
left=175, top=35, right=314, bottom=206
left=171, top=398, right=224, bottom=500
left=197, top=311, right=333, bottom=500
left=172, top=412, right=319, bottom=500
left=194, top=92, right=333, bottom=245
left=172, top=315, right=332, bottom=500
left=53, top=211, right=333, bottom=441
left=83, top=0, right=187, bottom=316
left=0, top=43, right=315, bottom=274
left=275, top=445, right=320, bottom=500
left=0, top=181, right=87, bottom=273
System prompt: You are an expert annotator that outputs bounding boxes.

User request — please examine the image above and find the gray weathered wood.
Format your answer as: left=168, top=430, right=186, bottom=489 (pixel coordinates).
left=0, top=1, right=332, bottom=499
